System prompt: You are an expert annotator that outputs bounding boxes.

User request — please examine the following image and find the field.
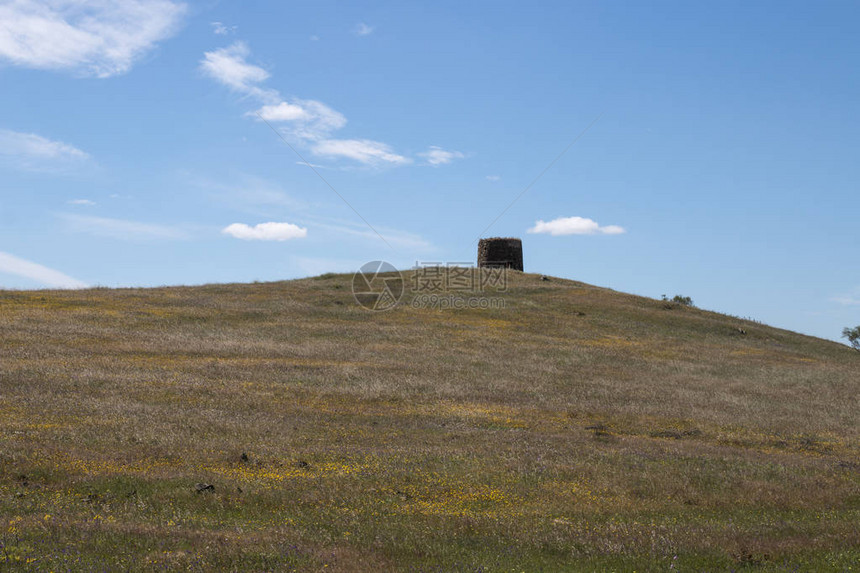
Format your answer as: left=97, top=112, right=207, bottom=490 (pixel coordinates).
left=0, top=270, right=858, bottom=571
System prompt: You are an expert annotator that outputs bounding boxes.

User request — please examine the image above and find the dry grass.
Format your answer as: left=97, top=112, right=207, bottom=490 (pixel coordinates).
left=0, top=270, right=858, bottom=571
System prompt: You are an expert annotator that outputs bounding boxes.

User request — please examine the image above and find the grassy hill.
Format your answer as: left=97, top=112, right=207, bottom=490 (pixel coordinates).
left=0, top=270, right=858, bottom=571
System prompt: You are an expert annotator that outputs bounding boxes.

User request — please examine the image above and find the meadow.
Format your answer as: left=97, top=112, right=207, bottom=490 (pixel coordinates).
left=0, top=270, right=858, bottom=571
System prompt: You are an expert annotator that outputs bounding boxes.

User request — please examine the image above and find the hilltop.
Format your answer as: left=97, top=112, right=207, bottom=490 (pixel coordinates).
left=0, top=270, right=857, bottom=571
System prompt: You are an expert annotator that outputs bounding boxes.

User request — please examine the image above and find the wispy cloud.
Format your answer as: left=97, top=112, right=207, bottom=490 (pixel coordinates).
left=201, top=40, right=428, bottom=167
left=831, top=293, right=860, bottom=306
left=0, top=251, right=87, bottom=289
left=67, top=198, right=96, bottom=206
left=254, top=99, right=347, bottom=141
left=312, top=139, right=410, bottom=166
left=222, top=222, right=307, bottom=241
left=0, top=129, right=88, bottom=160
left=184, top=171, right=308, bottom=216
left=354, top=22, right=374, bottom=36
left=0, top=129, right=90, bottom=171
left=199, top=41, right=273, bottom=98
left=486, top=175, right=501, bottom=182
left=295, top=161, right=329, bottom=169
left=0, top=0, right=186, bottom=77
left=60, top=213, right=188, bottom=241
left=211, top=21, right=235, bottom=36
left=419, top=146, right=465, bottom=166
left=309, top=219, right=433, bottom=251
left=528, top=216, right=626, bottom=236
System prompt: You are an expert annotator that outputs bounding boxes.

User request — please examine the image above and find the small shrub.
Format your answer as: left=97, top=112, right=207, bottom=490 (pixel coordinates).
left=661, top=294, right=694, bottom=307
left=843, top=326, right=860, bottom=351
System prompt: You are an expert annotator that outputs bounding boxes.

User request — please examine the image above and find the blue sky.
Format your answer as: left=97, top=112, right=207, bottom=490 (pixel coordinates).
left=0, top=0, right=858, bottom=343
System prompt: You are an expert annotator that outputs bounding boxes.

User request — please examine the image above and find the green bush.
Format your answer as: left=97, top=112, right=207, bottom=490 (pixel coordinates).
left=662, top=294, right=694, bottom=307
left=843, top=326, right=860, bottom=351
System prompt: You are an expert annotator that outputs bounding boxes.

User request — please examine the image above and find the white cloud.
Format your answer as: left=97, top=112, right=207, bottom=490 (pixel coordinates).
left=312, top=139, right=411, bottom=165
left=253, top=99, right=347, bottom=141
left=201, top=43, right=347, bottom=141
left=256, top=101, right=309, bottom=122
left=60, top=213, right=187, bottom=240
left=486, top=175, right=501, bottom=182
left=355, top=22, right=374, bottom=36
left=419, top=146, right=465, bottom=166
left=0, top=0, right=186, bottom=77
left=222, top=222, right=307, bottom=241
left=67, top=198, right=96, bottom=206
left=0, top=251, right=87, bottom=289
left=211, top=21, right=235, bottom=36
left=199, top=42, right=273, bottom=98
left=528, top=216, right=626, bottom=236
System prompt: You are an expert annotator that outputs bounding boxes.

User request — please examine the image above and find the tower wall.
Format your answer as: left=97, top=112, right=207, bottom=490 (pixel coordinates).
left=477, top=238, right=523, bottom=272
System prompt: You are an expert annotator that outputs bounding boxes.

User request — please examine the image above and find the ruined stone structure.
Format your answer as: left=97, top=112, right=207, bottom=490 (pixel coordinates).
left=477, top=237, right=523, bottom=272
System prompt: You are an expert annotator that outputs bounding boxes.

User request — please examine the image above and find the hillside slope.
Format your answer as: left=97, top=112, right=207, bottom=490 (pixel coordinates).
left=0, top=271, right=858, bottom=571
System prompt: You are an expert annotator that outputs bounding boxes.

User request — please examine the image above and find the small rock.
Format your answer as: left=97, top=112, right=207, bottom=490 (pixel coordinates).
left=195, top=483, right=215, bottom=493
left=540, top=276, right=550, bottom=281
left=737, top=328, right=747, bottom=335
left=650, top=430, right=683, bottom=440
left=585, top=423, right=610, bottom=437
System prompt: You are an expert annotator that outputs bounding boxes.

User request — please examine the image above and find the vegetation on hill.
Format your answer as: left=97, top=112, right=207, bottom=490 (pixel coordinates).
left=844, top=326, right=860, bottom=352
left=0, top=270, right=858, bottom=571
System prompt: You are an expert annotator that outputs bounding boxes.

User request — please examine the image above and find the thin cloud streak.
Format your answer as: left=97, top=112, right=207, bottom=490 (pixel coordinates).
left=419, top=146, right=465, bottom=166
left=309, top=219, right=433, bottom=251
left=355, top=22, right=374, bottom=36
left=831, top=295, right=860, bottom=306
left=0, top=251, right=87, bottom=289
left=0, top=129, right=88, bottom=159
left=0, top=129, right=91, bottom=172
left=60, top=213, right=189, bottom=241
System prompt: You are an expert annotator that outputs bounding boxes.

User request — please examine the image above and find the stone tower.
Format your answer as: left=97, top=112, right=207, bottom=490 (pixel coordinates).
left=477, top=238, right=523, bottom=272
